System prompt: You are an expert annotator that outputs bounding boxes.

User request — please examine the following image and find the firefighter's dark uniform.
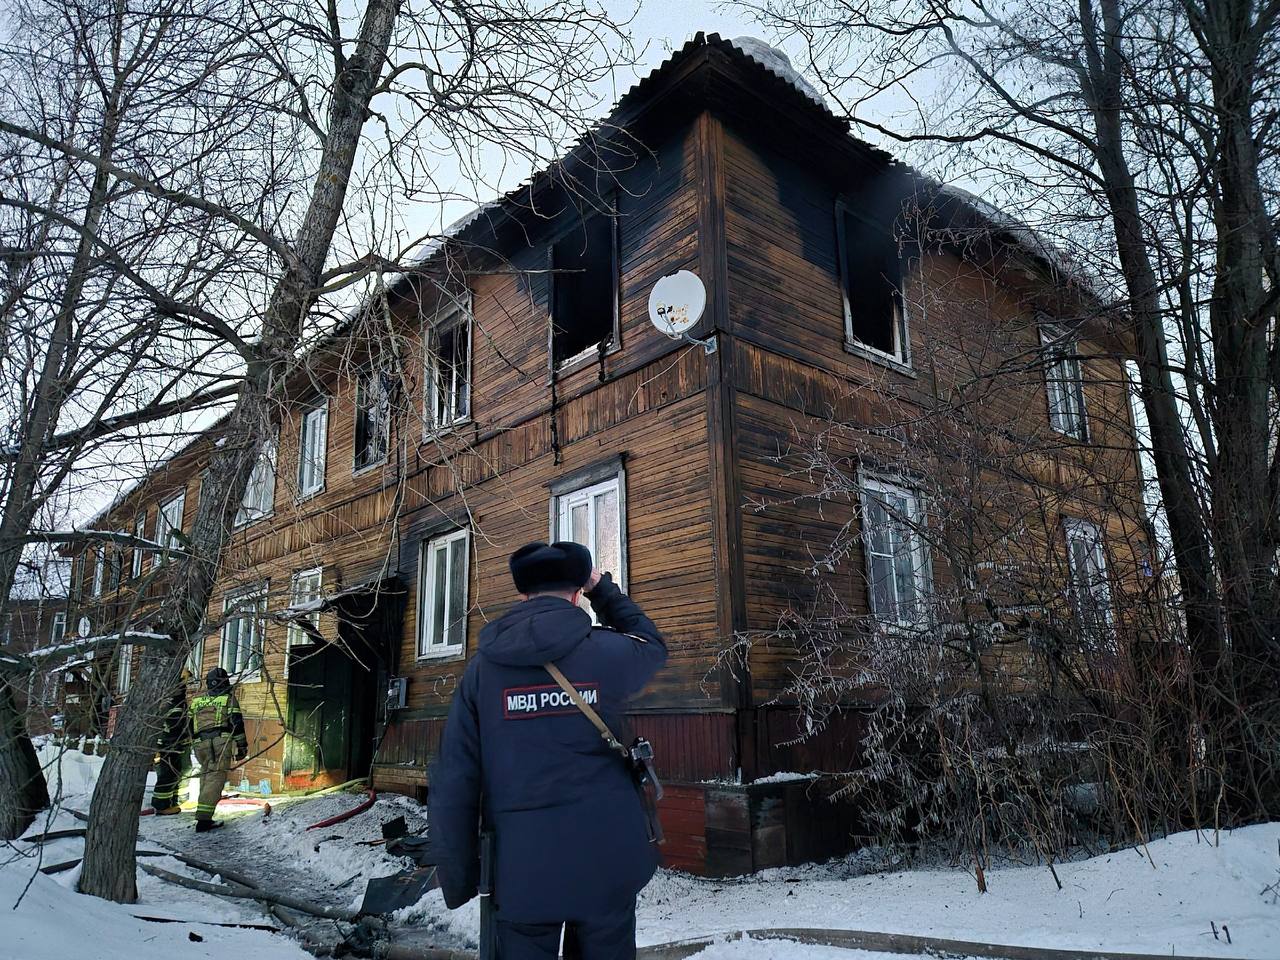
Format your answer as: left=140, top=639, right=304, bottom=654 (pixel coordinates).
left=430, top=542, right=667, bottom=960
left=150, top=681, right=191, bottom=813
left=189, top=667, right=247, bottom=830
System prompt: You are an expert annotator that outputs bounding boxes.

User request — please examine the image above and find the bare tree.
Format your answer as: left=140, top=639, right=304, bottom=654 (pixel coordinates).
left=2, top=0, right=632, bottom=899
left=736, top=0, right=1280, bottom=819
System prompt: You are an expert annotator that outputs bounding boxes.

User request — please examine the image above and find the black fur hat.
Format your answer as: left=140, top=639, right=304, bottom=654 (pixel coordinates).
left=509, top=541, right=592, bottom=595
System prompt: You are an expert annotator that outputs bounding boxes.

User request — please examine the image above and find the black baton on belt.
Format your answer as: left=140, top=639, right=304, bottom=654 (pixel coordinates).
left=478, top=831, right=496, bottom=960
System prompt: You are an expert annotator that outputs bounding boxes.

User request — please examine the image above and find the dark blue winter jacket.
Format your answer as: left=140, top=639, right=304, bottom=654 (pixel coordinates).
left=428, top=574, right=667, bottom=922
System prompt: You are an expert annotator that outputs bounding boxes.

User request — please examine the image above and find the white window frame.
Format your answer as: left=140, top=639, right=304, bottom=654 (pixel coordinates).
left=50, top=611, right=66, bottom=644
left=858, top=476, right=932, bottom=628
left=116, top=643, right=134, bottom=694
left=187, top=634, right=205, bottom=677
left=287, top=567, right=324, bottom=648
left=220, top=584, right=267, bottom=682
left=92, top=545, right=105, bottom=597
left=132, top=512, right=146, bottom=578
left=353, top=371, right=391, bottom=473
left=236, top=437, right=277, bottom=527
left=157, top=491, right=186, bottom=561
left=417, top=528, right=470, bottom=660
left=553, top=476, right=627, bottom=590
left=1041, top=325, right=1089, bottom=441
left=424, top=301, right=472, bottom=437
left=297, top=401, right=328, bottom=498
left=1064, top=517, right=1114, bottom=638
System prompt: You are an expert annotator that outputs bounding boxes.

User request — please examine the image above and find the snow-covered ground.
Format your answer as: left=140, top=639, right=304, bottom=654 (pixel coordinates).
left=7, top=741, right=1280, bottom=959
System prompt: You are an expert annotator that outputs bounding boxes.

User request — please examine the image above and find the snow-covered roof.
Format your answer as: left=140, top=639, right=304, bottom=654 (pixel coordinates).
left=729, top=37, right=830, bottom=110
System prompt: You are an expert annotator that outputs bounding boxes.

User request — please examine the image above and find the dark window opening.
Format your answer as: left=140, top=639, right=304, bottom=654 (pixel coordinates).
left=354, top=371, right=391, bottom=470
left=837, top=204, right=905, bottom=359
left=551, top=214, right=617, bottom=367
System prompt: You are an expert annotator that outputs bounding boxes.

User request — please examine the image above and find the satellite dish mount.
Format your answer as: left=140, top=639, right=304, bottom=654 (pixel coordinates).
left=647, top=270, right=715, bottom=354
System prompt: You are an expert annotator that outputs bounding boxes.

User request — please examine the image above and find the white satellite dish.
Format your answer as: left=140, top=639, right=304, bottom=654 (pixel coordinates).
left=648, top=270, right=707, bottom=338
left=77, top=616, right=92, bottom=639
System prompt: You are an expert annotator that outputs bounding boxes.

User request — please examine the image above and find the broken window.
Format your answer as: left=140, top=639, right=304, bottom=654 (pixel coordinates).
left=426, top=304, right=471, bottom=433
left=836, top=202, right=907, bottom=362
left=354, top=371, right=391, bottom=471
left=551, top=214, right=617, bottom=367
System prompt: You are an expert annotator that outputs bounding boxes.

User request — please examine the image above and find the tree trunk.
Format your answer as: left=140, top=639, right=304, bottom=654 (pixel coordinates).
left=76, top=0, right=400, bottom=901
left=0, top=80, right=125, bottom=840
left=0, top=681, right=48, bottom=839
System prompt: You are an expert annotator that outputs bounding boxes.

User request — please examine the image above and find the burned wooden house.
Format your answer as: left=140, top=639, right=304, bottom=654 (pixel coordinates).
left=61, top=34, right=1148, bottom=874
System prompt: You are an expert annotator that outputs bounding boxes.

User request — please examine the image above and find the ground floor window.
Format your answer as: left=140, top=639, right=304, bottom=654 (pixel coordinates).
left=418, top=529, right=469, bottom=658
left=221, top=585, right=267, bottom=680
left=859, top=476, right=931, bottom=627
left=288, top=567, right=324, bottom=647
left=1064, top=517, right=1112, bottom=641
left=553, top=471, right=625, bottom=622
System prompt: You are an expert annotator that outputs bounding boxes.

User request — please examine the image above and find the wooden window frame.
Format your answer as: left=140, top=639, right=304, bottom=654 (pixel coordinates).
left=91, top=544, right=105, bottom=597
left=49, top=611, right=66, bottom=645
left=235, top=436, right=277, bottom=528
left=132, top=512, right=147, bottom=579
left=1063, top=517, right=1113, bottom=639
left=835, top=199, right=913, bottom=374
left=424, top=298, right=473, bottom=439
left=156, top=490, right=186, bottom=564
left=297, top=400, right=329, bottom=499
left=416, top=528, right=470, bottom=661
left=220, top=582, right=267, bottom=683
left=353, top=372, right=391, bottom=474
left=1041, top=324, right=1090, bottom=442
left=116, top=643, right=134, bottom=695
left=287, top=566, right=324, bottom=648
left=858, top=474, right=932, bottom=628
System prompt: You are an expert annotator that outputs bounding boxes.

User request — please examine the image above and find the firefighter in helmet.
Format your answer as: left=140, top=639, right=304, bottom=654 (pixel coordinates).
left=188, top=666, right=248, bottom=832
left=149, top=668, right=193, bottom=814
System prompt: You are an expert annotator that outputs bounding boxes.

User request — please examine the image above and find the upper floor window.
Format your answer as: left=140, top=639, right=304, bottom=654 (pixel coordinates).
left=836, top=202, right=909, bottom=367
left=50, top=611, right=66, bottom=644
left=418, top=528, right=469, bottom=658
left=92, top=545, right=105, bottom=597
left=287, top=567, right=323, bottom=647
left=236, top=438, right=277, bottom=526
left=221, top=584, right=266, bottom=680
left=116, top=643, right=134, bottom=694
left=1064, top=517, right=1112, bottom=639
left=157, top=491, right=185, bottom=561
left=0, top=613, right=10, bottom=646
left=132, top=512, right=146, bottom=578
left=550, top=213, right=618, bottom=368
left=354, top=372, right=391, bottom=471
left=1042, top=325, right=1088, bottom=440
left=859, top=477, right=931, bottom=627
left=426, top=304, right=471, bottom=434
left=297, top=401, right=328, bottom=497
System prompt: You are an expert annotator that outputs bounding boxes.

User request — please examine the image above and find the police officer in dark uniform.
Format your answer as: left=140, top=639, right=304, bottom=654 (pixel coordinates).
left=430, top=541, right=667, bottom=959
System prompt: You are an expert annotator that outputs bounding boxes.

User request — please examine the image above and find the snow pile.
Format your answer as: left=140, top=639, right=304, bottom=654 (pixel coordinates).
left=690, top=944, right=921, bottom=960
left=730, top=37, right=829, bottom=110
left=637, top=825, right=1280, bottom=958
left=5, top=801, right=310, bottom=960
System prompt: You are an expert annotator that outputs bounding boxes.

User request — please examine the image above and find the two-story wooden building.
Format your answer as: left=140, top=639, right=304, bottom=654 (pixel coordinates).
left=61, top=34, right=1149, bottom=874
